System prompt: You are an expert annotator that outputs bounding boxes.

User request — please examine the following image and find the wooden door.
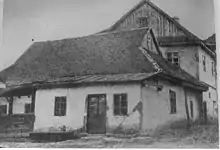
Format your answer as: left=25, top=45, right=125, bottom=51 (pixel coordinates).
left=87, top=94, right=106, bottom=134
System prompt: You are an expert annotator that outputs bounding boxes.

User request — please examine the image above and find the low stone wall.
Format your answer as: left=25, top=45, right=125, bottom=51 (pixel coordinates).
left=0, top=114, right=35, bottom=133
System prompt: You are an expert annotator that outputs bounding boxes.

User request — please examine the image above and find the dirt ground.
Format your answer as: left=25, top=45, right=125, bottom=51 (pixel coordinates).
left=0, top=124, right=219, bottom=148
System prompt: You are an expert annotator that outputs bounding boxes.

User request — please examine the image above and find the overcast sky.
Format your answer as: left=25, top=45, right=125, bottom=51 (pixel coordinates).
left=0, top=0, right=215, bottom=71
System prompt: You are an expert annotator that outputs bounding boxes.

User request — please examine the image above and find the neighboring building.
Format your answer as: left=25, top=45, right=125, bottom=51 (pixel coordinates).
left=204, top=34, right=216, bottom=52
left=100, top=0, right=218, bottom=120
left=0, top=28, right=208, bottom=134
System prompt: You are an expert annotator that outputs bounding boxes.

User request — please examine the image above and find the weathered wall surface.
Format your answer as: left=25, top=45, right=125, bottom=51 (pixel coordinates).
left=34, top=83, right=142, bottom=133
left=0, top=96, right=32, bottom=115
left=197, top=47, right=217, bottom=119
left=198, top=47, right=216, bottom=88
left=160, top=46, right=200, bottom=79
left=141, top=79, right=201, bottom=133
left=113, top=2, right=185, bottom=37
left=13, top=96, right=32, bottom=114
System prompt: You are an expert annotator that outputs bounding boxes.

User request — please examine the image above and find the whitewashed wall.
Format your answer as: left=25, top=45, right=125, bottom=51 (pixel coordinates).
left=34, top=83, right=141, bottom=132
left=13, top=96, right=32, bottom=114
left=0, top=96, right=32, bottom=115
left=141, top=79, right=200, bottom=132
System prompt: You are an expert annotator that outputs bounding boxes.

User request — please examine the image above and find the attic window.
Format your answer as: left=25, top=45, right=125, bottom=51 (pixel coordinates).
left=138, top=17, right=148, bottom=28
left=167, top=52, right=179, bottom=66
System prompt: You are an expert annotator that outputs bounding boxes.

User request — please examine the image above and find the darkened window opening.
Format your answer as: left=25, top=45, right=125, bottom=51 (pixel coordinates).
left=202, top=55, right=206, bottom=72
left=54, top=96, right=67, bottom=116
left=167, top=52, right=179, bottom=66
left=190, top=101, right=194, bottom=118
left=0, top=105, right=7, bottom=115
left=114, top=94, right=128, bottom=116
left=25, top=103, right=33, bottom=114
left=209, top=92, right=211, bottom=98
left=138, top=17, right=148, bottom=28
left=211, top=61, right=215, bottom=76
left=169, top=90, right=177, bottom=114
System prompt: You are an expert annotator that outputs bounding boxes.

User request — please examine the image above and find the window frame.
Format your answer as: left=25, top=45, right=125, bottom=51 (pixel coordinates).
left=202, top=55, right=206, bottom=72
left=24, top=103, right=33, bottom=114
left=167, top=51, right=180, bottom=66
left=138, top=17, right=148, bottom=28
left=54, top=96, right=67, bottom=117
left=0, top=105, right=7, bottom=115
left=169, top=90, right=177, bottom=114
left=211, top=61, right=215, bottom=76
left=113, top=93, right=128, bottom=116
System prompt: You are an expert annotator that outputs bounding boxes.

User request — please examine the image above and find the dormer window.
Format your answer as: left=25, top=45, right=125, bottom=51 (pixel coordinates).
left=138, top=17, right=148, bottom=28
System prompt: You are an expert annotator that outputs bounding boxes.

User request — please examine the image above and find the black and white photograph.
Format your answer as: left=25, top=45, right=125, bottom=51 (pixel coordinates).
left=0, top=0, right=218, bottom=148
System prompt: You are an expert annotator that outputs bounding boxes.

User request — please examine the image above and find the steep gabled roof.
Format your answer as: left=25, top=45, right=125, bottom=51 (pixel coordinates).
left=100, top=0, right=215, bottom=58
left=101, top=0, right=199, bottom=40
left=0, top=28, right=157, bottom=86
left=0, top=28, right=208, bottom=93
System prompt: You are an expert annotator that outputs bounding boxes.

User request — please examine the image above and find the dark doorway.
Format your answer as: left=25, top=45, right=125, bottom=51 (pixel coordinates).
left=87, top=94, right=106, bottom=134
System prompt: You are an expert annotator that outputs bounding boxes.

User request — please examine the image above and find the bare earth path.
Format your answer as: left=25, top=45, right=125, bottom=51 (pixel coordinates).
left=0, top=124, right=218, bottom=148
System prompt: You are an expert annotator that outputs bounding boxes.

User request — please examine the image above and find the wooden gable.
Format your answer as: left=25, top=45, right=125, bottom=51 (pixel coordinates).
left=141, top=29, right=162, bottom=56
left=103, top=0, right=193, bottom=38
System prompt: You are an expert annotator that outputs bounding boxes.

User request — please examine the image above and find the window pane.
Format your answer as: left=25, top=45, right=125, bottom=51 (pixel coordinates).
left=114, top=95, right=120, bottom=105
left=167, top=52, right=172, bottom=58
left=121, top=107, right=128, bottom=116
left=114, top=106, right=120, bottom=115
left=173, top=52, right=178, bottom=57
left=54, top=96, right=67, bottom=116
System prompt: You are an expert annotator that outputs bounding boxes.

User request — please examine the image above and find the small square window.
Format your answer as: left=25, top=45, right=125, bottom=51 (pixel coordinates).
left=167, top=52, right=180, bottom=66
left=138, top=17, right=148, bottom=28
left=54, top=96, right=67, bottom=116
left=113, top=94, right=128, bottom=116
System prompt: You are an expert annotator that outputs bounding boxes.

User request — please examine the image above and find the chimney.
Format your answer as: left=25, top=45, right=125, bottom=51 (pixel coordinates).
left=173, top=16, right=180, bottom=22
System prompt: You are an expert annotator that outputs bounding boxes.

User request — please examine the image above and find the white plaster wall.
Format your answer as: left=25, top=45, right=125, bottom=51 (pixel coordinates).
left=203, top=87, right=218, bottom=119
left=0, top=82, right=5, bottom=89
left=141, top=79, right=200, bottom=132
left=13, top=96, right=32, bottom=114
left=160, top=46, right=200, bottom=79
left=198, top=47, right=216, bottom=88
left=0, top=97, right=8, bottom=114
left=34, top=83, right=141, bottom=132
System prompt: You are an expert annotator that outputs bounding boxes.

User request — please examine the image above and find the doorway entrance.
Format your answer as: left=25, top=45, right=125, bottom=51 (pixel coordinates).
left=87, top=94, right=107, bottom=134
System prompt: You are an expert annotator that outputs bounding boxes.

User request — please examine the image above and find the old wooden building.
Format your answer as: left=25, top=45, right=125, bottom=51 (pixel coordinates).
left=0, top=28, right=208, bottom=135
left=101, top=0, right=218, bottom=120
